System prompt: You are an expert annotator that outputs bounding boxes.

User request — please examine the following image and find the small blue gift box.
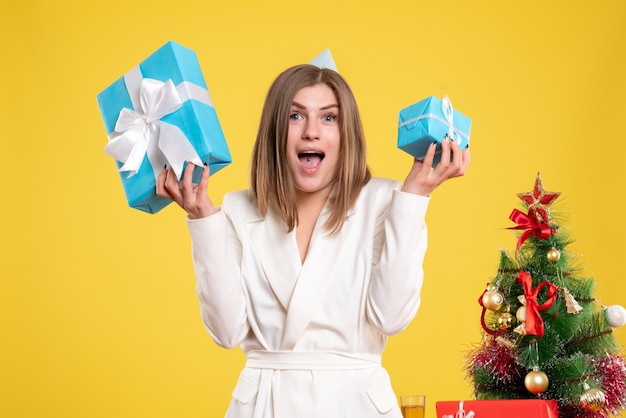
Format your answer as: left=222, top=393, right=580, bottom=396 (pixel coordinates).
left=397, top=95, right=471, bottom=166
left=97, top=41, right=231, bottom=214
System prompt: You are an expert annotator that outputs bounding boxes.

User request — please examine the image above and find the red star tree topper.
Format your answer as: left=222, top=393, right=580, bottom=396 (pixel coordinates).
left=516, top=172, right=561, bottom=225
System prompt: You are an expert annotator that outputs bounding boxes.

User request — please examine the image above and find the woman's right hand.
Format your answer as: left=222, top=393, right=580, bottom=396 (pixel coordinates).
left=156, top=162, right=219, bottom=219
left=401, top=136, right=470, bottom=197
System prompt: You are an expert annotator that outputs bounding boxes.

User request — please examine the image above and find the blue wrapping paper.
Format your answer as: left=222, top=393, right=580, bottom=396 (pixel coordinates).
left=397, top=95, right=471, bottom=167
left=96, top=41, right=231, bottom=214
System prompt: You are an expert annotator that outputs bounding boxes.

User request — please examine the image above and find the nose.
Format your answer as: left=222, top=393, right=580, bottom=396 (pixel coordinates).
left=303, top=117, right=319, bottom=140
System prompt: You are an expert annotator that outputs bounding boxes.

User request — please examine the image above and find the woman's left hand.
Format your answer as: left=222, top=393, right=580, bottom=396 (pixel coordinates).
left=401, top=136, right=470, bottom=196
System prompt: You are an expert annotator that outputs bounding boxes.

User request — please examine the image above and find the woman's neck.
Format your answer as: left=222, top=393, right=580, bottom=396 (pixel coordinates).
left=294, top=186, right=333, bottom=263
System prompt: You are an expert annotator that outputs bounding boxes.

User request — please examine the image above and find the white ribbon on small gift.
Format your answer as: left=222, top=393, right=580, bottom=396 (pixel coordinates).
left=442, top=400, right=475, bottom=418
left=398, top=95, right=470, bottom=143
left=441, top=96, right=458, bottom=141
left=105, top=66, right=212, bottom=179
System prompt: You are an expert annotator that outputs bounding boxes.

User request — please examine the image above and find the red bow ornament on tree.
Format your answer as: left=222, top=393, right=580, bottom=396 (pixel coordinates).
left=515, top=271, right=558, bottom=337
left=508, top=209, right=556, bottom=250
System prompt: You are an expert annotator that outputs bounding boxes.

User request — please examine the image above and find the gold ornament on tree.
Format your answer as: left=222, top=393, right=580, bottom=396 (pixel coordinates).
left=524, top=340, right=548, bottom=394
left=547, top=247, right=561, bottom=262
left=580, top=382, right=605, bottom=412
left=481, top=284, right=505, bottom=311
left=525, top=367, right=549, bottom=394
left=497, top=307, right=514, bottom=331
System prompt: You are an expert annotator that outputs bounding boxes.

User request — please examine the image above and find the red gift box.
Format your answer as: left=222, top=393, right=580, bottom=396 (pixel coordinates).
left=436, top=400, right=558, bottom=418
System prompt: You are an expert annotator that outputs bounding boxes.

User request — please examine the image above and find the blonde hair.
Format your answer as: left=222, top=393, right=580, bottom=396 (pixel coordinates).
left=250, top=64, right=371, bottom=233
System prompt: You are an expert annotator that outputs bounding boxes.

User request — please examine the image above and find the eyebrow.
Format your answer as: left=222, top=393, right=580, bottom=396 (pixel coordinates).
left=291, top=101, right=339, bottom=111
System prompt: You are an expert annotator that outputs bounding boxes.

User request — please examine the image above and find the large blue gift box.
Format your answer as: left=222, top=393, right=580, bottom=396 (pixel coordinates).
left=97, top=41, right=231, bottom=214
left=397, top=95, right=471, bottom=166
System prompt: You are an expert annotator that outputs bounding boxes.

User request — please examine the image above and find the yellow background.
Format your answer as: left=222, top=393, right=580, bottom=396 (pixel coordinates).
left=2, top=0, right=625, bottom=417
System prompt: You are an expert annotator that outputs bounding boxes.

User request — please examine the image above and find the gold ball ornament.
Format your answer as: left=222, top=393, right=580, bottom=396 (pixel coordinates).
left=497, top=312, right=514, bottom=331
left=482, top=285, right=505, bottom=311
left=524, top=369, right=549, bottom=394
left=516, top=306, right=527, bottom=322
left=547, top=247, right=561, bottom=262
left=580, top=387, right=605, bottom=412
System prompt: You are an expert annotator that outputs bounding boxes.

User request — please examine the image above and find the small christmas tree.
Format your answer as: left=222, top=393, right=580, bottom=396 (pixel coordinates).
left=465, top=173, right=626, bottom=417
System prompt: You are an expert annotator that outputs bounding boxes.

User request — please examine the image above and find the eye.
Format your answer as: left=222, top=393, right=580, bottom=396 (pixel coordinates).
left=323, top=114, right=337, bottom=123
left=290, top=112, right=303, bottom=121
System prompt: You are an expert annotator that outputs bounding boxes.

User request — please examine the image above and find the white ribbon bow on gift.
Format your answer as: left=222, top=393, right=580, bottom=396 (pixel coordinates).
left=105, top=68, right=208, bottom=180
left=442, top=400, right=476, bottom=418
left=441, top=95, right=460, bottom=142
left=399, top=95, right=469, bottom=143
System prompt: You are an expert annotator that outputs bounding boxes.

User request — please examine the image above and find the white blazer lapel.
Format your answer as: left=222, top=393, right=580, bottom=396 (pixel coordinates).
left=280, top=207, right=356, bottom=350
left=249, top=208, right=301, bottom=311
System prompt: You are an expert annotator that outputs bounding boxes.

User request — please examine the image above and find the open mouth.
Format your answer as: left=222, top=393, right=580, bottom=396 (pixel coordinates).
left=298, top=151, right=325, bottom=169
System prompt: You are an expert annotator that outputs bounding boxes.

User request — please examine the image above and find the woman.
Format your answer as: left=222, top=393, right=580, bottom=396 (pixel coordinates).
left=157, top=64, right=470, bottom=417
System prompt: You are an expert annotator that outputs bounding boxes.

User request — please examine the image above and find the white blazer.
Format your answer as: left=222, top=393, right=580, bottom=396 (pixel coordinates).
left=187, top=177, right=430, bottom=418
